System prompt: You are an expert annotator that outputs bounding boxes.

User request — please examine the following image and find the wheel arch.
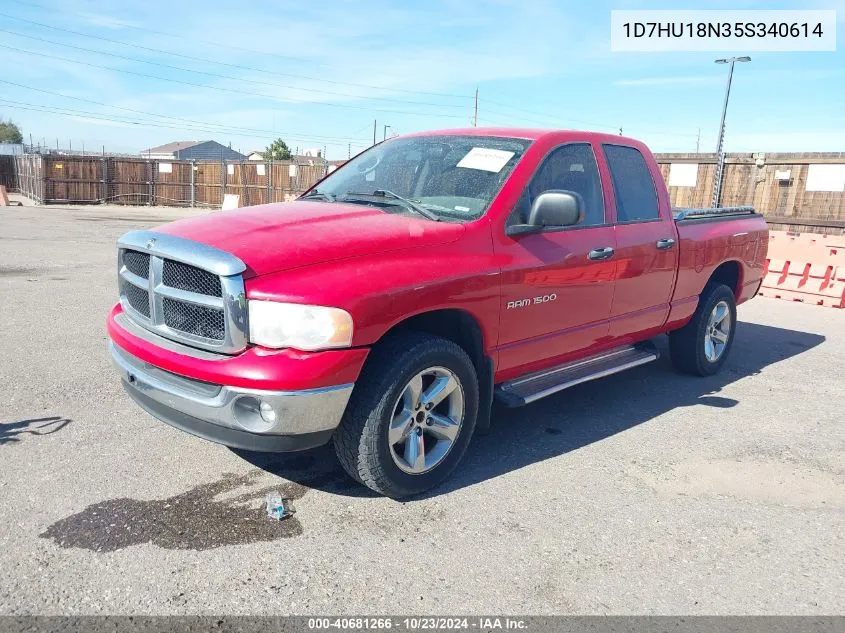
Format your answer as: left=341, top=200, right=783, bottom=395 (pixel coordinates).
left=370, top=308, right=494, bottom=434
left=707, top=259, right=743, bottom=299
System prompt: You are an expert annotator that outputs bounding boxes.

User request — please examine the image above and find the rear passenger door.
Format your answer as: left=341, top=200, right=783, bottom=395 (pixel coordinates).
left=602, top=144, right=678, bottom=340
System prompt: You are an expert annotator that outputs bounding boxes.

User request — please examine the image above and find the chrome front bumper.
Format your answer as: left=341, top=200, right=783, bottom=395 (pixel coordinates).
left=110, top=343, right=354, bottom=452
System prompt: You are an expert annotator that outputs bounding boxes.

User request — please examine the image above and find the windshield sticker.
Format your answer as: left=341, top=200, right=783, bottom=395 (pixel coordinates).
left=457, top=148, right=515, bottom=173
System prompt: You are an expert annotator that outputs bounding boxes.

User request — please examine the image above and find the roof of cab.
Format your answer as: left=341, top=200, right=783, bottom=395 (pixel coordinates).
left=403, top=127, right=644, bottom=146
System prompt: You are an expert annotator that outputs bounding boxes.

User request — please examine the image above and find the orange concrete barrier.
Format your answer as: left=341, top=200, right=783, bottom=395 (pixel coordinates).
left=0, top=185, right=9, bottom=206
left=759, top=230, right=845, bottom=308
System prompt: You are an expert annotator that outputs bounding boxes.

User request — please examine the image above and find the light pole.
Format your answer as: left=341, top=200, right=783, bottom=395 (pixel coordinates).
left=712, top=56, right=751, bottom=208
left=383, top=124, right=393, bottom=141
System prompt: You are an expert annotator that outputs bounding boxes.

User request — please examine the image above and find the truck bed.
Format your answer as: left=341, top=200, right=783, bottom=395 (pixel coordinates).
left=670, top=206, right=769, bottom=324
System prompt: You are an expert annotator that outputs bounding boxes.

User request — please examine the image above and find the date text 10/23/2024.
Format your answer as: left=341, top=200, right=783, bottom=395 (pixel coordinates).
left=307, top=618, right=528, bottom=630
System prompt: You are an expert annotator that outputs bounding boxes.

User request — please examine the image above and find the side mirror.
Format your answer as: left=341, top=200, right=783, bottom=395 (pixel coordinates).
left=506, top=190, right=585, bottom=236
left=528, top=190, right=584, bottom=228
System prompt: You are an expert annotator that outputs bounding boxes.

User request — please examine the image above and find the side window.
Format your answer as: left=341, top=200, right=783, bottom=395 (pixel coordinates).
left=509, top=143, right=605, bottom=227
left=602, top=145, right=659, bottom=222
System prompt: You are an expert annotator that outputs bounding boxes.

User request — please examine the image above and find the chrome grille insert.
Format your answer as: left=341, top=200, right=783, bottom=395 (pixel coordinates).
left=123, top=251, right=150, bottom=279
left=162, top=260, right=222, bottom=296
left=123, top=282, right=151, bottom=317
left=117, top=230, right=248, bottom=354
left=162, top=297, right=226, bottom=341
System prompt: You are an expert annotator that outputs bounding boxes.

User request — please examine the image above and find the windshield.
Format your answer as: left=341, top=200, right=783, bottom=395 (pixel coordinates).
left=302, top=135, right=532, bottom=221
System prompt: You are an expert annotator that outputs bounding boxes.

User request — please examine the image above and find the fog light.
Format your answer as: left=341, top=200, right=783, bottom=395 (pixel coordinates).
left=259, top=401, right=277, bottom=423
left=233, top=396, right=278, bottom=433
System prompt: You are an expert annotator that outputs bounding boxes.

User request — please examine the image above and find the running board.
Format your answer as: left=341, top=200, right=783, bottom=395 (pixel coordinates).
left=494, top=342, right=660, bottom=407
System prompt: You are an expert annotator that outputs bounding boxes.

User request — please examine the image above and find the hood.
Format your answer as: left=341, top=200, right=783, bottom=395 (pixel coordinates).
left=156, top=201, right=466, bottom=277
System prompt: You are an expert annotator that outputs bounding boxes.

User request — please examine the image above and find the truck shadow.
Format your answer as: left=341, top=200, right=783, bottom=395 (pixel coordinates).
left=239, top=321, right=824, bottom=499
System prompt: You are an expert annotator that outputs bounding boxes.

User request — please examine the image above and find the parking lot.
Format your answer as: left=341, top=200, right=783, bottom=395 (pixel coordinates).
left=1, top=201, right=843, bottom=615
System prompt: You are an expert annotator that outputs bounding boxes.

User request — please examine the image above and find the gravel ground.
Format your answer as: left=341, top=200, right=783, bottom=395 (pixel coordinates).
left=0, top=202, right=843, bottom=615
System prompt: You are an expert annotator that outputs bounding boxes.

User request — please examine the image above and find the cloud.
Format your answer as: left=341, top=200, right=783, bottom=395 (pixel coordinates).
left=614, top=75, right=721, bottom=87
left=79, top=13, right=142, bottom=30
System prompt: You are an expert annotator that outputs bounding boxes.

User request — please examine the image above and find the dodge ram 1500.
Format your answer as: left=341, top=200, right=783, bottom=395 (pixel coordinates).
left=108, top=128, right=768, bottom=497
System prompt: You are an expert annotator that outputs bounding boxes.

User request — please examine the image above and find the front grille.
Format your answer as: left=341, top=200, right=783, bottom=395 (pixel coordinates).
left=162, top=297, right=225, bottom=341
left=117, top=233, right=247, bottom=354
left=123, top=251, right=150, bottom=279
left=123, top=282, right=150, bottom=317
left=162, top=260, right=222, bottom=296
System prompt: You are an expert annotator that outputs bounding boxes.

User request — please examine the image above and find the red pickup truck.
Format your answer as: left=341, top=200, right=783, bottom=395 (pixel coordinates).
left=108, top=128, right=768, bottom=497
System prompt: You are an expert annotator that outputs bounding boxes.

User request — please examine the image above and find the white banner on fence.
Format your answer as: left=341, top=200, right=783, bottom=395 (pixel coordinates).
left=289, top=164, right=297, bottom=178
left=805, top=164, right=845, bottom=192
left=668, top=163, right=698, bottom=187
left=158, top=162, right=172, bottom=174
left=256, top=164, right=265, bottom=176
left=227, top=164, right=235, bottom=176
left=222, top=194, right=240, bottom=210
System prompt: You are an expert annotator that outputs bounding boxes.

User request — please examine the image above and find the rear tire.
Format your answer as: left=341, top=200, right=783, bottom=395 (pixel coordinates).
left=333, top=332, right=478, bottom=498
left=669, top=283, right=737, bottom=377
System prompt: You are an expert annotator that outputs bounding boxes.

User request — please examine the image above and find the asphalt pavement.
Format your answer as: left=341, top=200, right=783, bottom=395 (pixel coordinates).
left=1, top=202, right=843, bottom=614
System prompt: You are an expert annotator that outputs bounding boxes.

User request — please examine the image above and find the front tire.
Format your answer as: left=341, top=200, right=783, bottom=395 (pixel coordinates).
left=333, top=333, right=479, bottom=498
left=669, top=283, right=737, bottom=376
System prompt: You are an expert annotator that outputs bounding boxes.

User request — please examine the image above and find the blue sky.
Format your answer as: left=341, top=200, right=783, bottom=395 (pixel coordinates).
left=0, top=0, right=842, bottom=158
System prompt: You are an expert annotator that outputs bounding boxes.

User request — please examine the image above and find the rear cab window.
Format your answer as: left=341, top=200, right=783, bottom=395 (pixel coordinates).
left=602, top=144, right=660, bottom=223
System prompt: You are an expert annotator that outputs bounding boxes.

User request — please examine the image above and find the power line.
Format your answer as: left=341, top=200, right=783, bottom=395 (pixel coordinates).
left=4, top=10, right=694, bottom=135
left=479, top=97, right=607, bottom=127
left=0, top=28, right=470, bottom=110
left=0, top=98, right=370, bottom=145
left=479, top=98, right=706, bottom=139
left=0, top=79, right=370, bottom=142
left=2, top=8, right=712, bottom=136
left=0, top=10, right=474, bottom=100
left=0, top=43, right=472, bottom=120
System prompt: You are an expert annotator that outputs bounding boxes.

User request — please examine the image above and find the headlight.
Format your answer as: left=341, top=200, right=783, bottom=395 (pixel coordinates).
left=248, top=301, right=353, bottom=351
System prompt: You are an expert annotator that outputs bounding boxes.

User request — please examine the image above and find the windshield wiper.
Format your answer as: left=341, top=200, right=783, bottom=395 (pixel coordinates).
left=343, top=190, right=440, bottom=221
left=300, top=190, right=335, bottom=202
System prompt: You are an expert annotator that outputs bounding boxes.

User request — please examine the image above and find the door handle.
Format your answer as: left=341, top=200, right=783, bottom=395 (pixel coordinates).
left=656, top=238, right=676, bottom=250
left=588, top=247, right=615, bottom=261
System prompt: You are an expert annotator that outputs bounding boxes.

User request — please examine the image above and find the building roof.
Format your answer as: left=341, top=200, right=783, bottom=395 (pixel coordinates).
left=142, top=140, right=206, bottom=154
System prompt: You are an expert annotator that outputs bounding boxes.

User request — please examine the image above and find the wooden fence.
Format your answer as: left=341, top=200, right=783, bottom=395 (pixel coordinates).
left=10, top=154, right=329, bottom=208
left=656, top=152, right=845, bottom=234
left=5, top=151, right=845, bottom=234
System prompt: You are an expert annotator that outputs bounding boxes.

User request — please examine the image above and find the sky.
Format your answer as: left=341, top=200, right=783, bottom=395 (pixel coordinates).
left=0, top=0, right=842, bottom=159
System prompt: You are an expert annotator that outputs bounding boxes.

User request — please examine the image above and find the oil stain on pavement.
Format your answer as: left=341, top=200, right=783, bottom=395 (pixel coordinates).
left=40, top=467, right=346, bottom=552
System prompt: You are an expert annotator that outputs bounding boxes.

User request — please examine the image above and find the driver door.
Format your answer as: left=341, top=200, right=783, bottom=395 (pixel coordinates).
left=495, top=143, right=617, bottom=378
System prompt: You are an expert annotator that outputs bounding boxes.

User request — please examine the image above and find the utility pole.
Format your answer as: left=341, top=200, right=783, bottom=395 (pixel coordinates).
left=373, top=119, right=377, bottom=146
left=348, top=143, right=351, bottom=159
left=472, top=88, right=478, bottom=127
left=696, top=128, right=701, bottom=153
left=712, top=56, right=751, bottom=207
